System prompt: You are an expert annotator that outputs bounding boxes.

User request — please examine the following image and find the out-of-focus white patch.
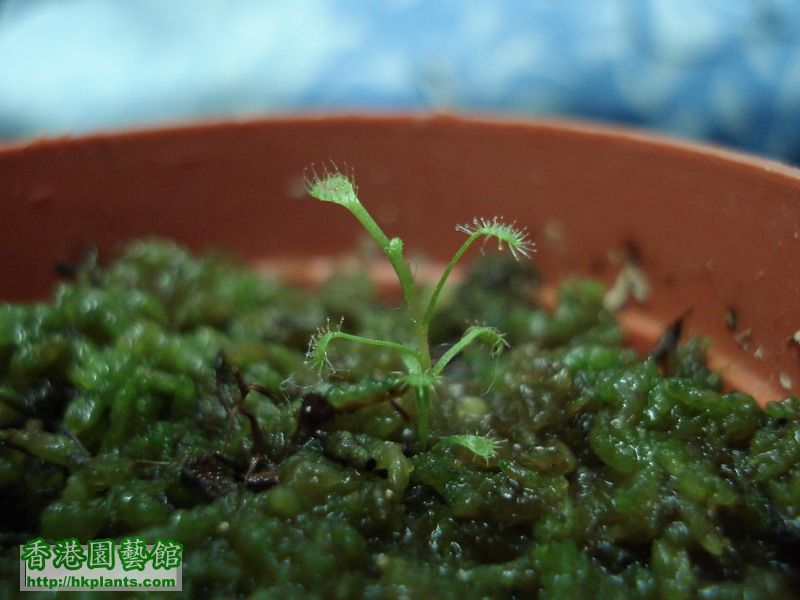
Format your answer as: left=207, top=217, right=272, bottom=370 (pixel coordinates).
left=614, top=60, right=685, bottom=114
left=330, top=54, right=413, bottom=96
left=646, top=0, right=750, bottom=66
left=460, top=2, right=503, bottom=41
left=0, top=0, right=365, bottom=131
left=473, top=35, right=550, bottom=91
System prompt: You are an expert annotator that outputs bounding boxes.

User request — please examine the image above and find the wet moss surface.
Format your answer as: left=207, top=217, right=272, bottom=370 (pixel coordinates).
left=1, top=241, right=798, bottom=598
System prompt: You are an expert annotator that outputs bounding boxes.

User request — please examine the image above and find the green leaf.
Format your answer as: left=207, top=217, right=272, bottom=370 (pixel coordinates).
left=433, top=325, right=509, bottom=375
left=306, top=318, right=343, bottom=373
left=306, top=319, right=421, bottom=375
left=305, top=164, right=359, bottom=208
left=455, top=216, right=535, bottom=260
left=434, top=434, right=502, bottom=459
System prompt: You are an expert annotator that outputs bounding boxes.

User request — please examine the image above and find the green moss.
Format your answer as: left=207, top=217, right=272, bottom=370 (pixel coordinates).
left=0, top=240, right=798, bottom=597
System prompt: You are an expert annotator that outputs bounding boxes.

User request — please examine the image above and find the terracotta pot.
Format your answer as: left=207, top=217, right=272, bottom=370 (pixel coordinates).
left=0, top=114, right=798, bottom=404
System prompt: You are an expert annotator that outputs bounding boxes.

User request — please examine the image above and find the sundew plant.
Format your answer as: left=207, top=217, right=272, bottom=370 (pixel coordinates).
left=304, top=164, right=534, bottom=452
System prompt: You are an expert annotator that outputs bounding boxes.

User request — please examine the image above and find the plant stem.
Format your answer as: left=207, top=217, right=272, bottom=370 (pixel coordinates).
left=346, top=203, right=431, bottom=370
left=432, top=326, right=506, bottom=376
left=344, top=201, right=436, bottom=446
left=422, top=232, right=482, bottom=329
left=319, top=331, right=422, bottom=365
left=415, top=386, right=431, bottom=447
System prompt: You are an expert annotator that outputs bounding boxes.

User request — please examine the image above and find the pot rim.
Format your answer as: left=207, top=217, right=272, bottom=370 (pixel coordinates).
left=3, top=111, right=800, bottom=182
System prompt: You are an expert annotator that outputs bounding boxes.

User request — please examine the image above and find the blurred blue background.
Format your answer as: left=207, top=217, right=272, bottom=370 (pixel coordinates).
left=2, top=1, right=800, bottom=163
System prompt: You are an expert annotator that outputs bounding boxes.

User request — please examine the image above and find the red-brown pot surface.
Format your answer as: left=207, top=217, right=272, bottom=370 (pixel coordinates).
left=1, top=114, right=798, bottom=404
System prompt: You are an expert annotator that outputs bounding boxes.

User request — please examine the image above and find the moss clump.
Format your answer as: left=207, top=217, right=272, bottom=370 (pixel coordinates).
left=0, top=240, right=798, bottom=598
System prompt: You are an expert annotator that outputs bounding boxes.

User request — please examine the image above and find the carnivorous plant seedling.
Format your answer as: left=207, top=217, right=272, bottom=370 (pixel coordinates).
left=304, top=163, right=534, bottom=452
